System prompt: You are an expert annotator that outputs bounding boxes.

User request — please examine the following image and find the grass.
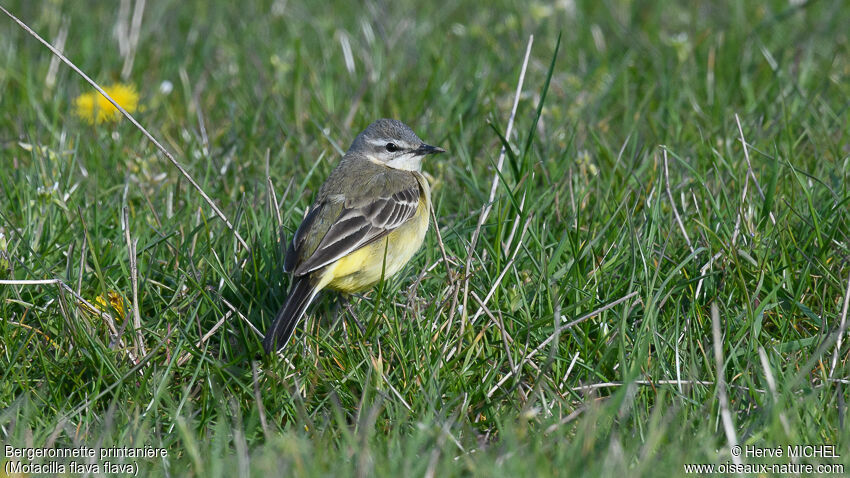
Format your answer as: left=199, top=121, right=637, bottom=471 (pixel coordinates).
left=1, top=0, right=849, bottom=475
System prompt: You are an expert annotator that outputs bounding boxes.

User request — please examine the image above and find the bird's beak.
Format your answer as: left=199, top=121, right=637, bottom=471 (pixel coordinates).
left=414, top=143, right=446, bottom=156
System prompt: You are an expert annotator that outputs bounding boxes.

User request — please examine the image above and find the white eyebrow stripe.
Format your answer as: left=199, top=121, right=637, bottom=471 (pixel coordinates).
left=367, top=138, right=412, bottom=149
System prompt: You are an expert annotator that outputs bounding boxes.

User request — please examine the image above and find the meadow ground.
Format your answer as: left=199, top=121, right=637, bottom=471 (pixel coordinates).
left=1, top=0, right=849, bottom=476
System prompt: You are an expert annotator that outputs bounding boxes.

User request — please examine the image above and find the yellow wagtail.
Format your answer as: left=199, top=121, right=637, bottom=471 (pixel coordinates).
left=263, top=119, right=445, bottom=353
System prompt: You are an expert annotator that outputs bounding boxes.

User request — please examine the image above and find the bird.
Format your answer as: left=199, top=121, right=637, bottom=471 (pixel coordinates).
left=263, top=119, right=445, bottom=354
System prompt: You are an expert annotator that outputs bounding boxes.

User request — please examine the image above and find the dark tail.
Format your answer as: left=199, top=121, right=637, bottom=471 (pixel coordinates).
left=263, top=276, right=319, bottom=353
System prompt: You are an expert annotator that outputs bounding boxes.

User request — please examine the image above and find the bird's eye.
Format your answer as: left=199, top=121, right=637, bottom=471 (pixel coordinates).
left=385, top=143, right=399, bottom=152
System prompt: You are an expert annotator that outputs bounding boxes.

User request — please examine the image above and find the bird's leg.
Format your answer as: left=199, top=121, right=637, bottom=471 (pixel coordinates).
left=343, top=296, right=367, bottom=336
left=329, top=295, right=349, bottom=343
left=350, top=292, right=371, bottom=304
left=329, top=294, right=351, bottom=329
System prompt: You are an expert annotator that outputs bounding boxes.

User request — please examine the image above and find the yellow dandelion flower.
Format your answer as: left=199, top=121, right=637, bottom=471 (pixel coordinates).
left=94, top=290, right=127, bottom=321
left=74, top=83, right=139, bottom=124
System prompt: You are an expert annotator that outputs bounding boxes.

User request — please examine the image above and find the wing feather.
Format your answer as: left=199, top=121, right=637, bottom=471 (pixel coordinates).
left=292, top=183, right=421, bottom=276
left=284, top=205, right=321, bottom=272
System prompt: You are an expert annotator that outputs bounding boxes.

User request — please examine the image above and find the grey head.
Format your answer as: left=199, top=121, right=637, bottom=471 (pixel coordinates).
left=347, top=118, right=445, bottom=171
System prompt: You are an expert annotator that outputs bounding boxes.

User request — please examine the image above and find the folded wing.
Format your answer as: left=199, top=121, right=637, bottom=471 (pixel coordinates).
left=285, top=174, right=421, bottom=277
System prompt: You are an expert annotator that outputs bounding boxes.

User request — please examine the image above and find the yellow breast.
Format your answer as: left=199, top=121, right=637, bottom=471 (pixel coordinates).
left=320, top=174, right=431, bottom=293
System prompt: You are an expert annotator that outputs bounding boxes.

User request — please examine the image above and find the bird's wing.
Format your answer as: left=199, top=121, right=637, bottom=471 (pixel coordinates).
left=285, top=169, right=422, bottom=277
left=283, top=203, right=323, bottom=273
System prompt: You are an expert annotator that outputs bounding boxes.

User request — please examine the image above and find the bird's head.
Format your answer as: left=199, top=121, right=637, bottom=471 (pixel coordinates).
left=348, top=118, right=445, bottom=171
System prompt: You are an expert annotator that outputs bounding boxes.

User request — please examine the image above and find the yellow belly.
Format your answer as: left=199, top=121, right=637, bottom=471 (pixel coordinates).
left=319, top=196, right=430, bottom=293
